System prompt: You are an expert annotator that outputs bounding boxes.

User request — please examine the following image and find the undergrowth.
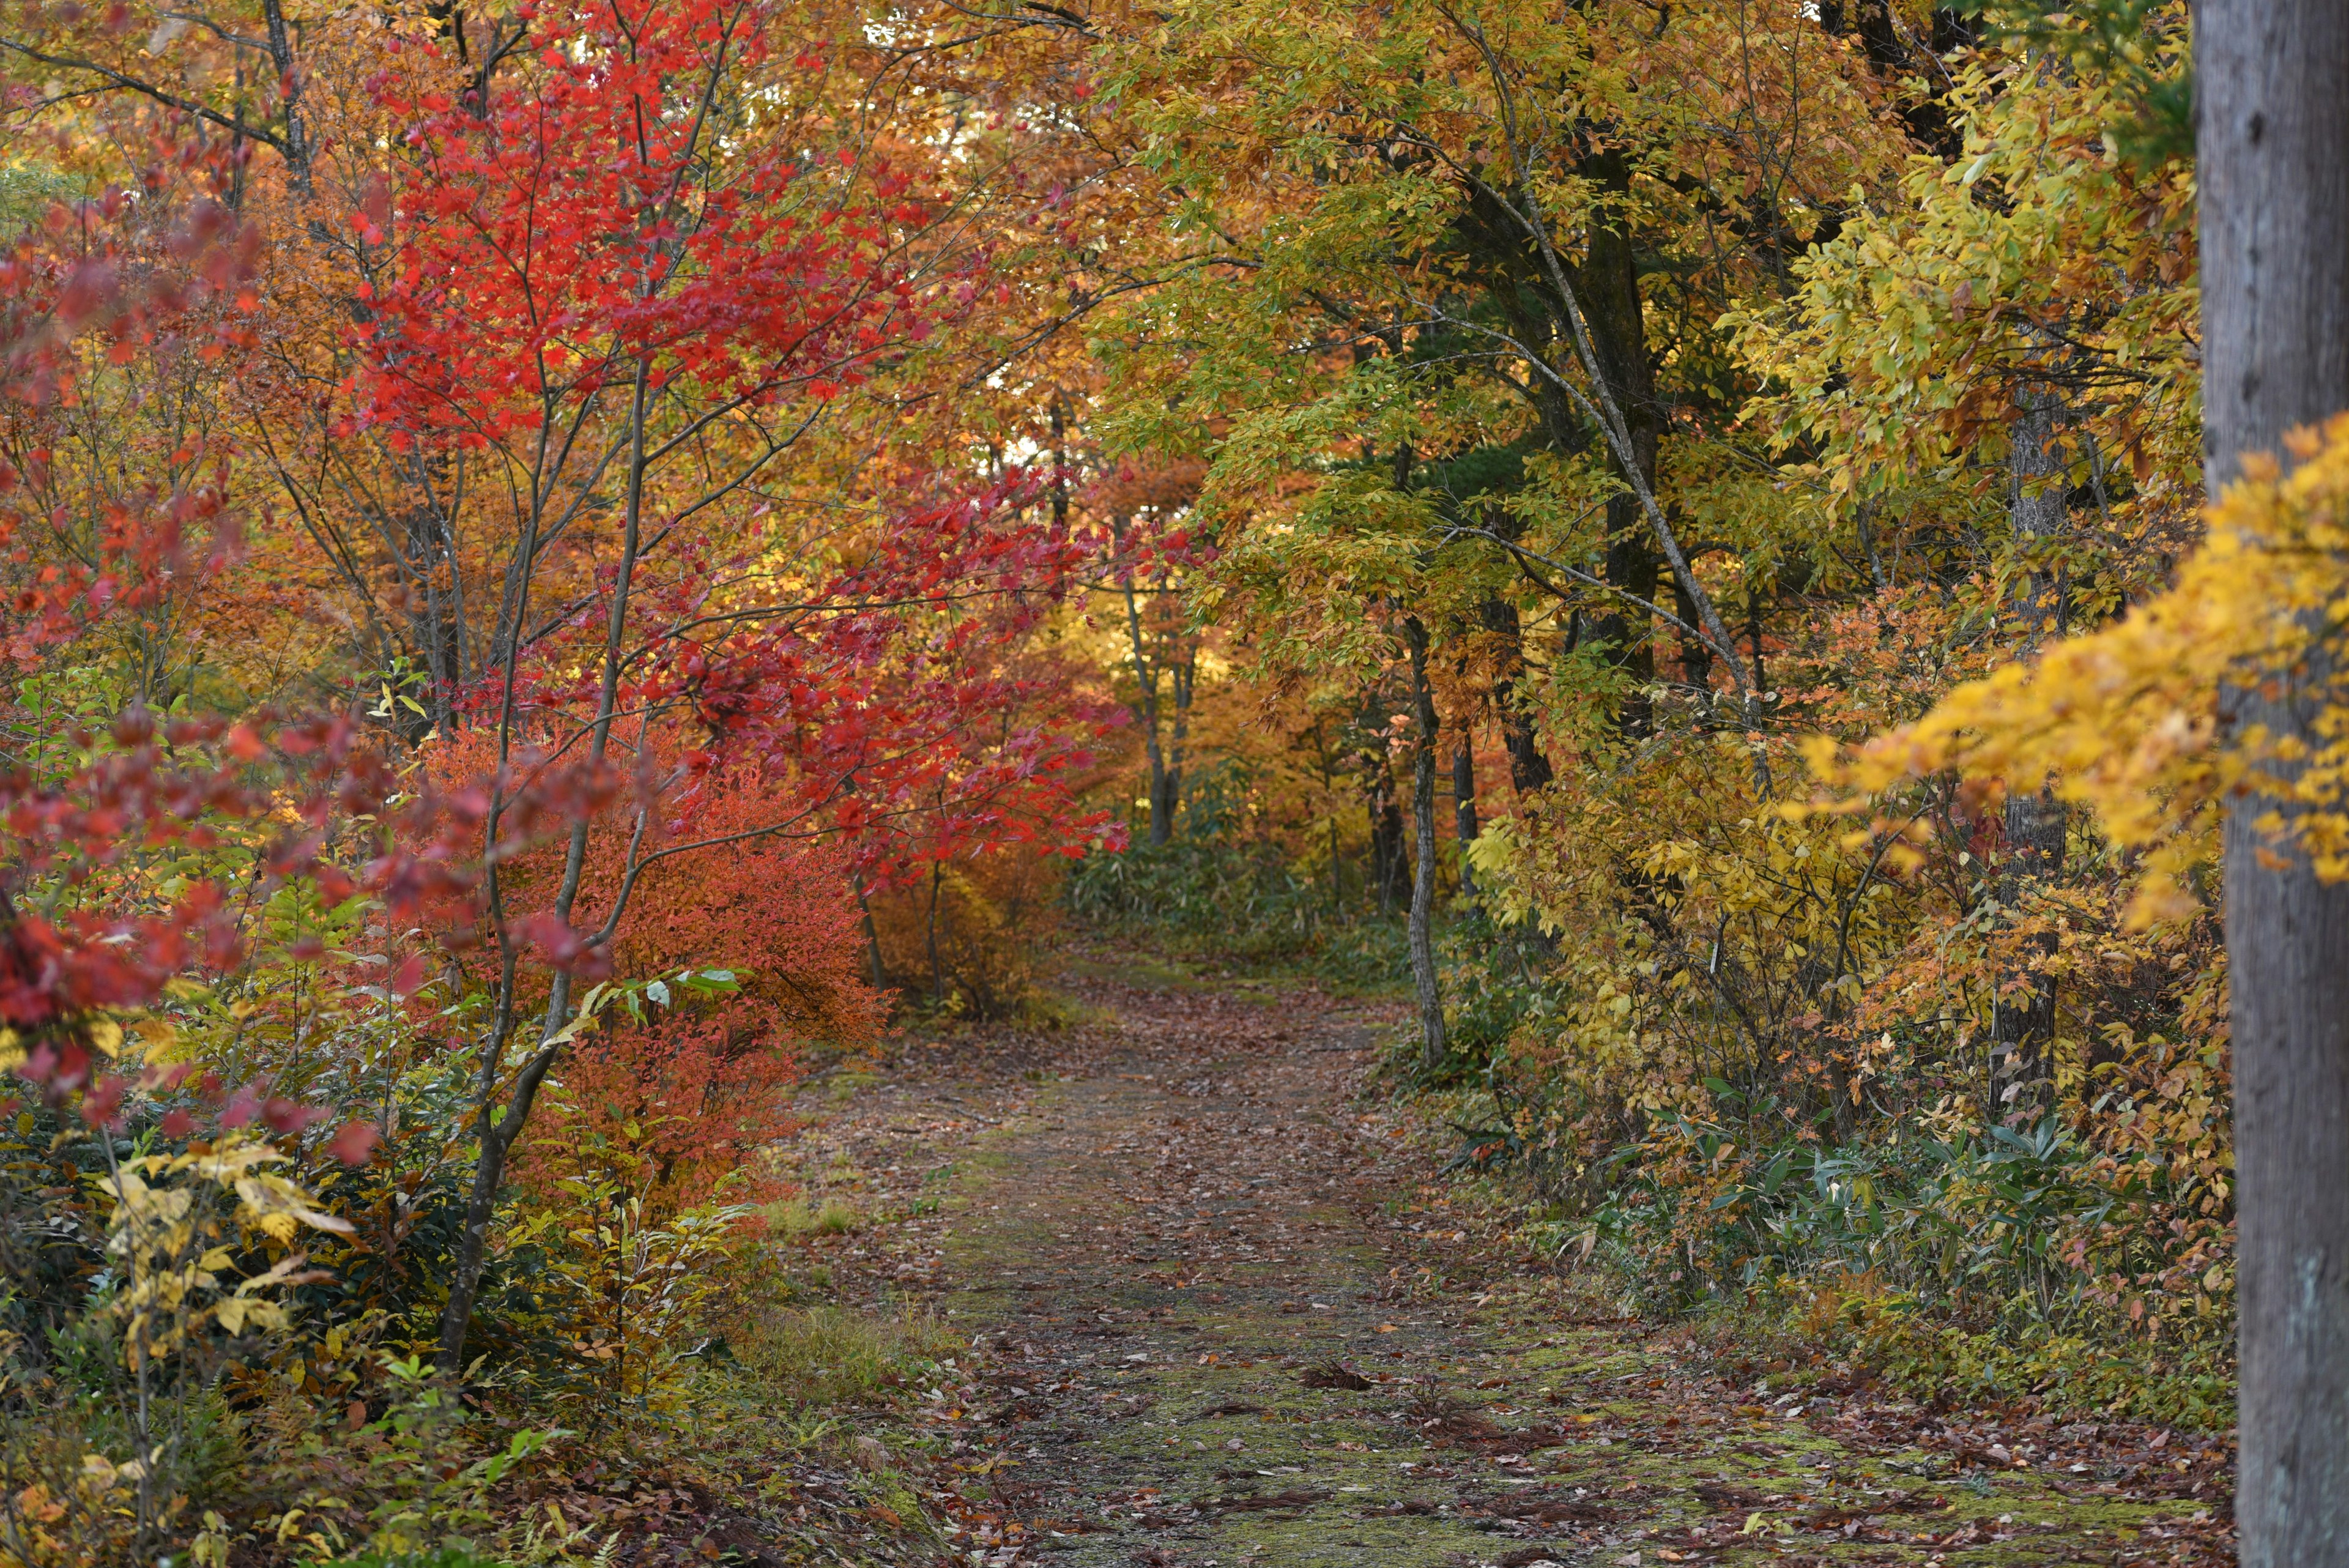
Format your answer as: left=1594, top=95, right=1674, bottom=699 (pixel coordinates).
left=1674, top=1275, right=2233, bottom=1431
left=1390, top=907, right=2237, bottom=1433
left=721, top=1302, right=961, bottom=1410
left=1064, top=832, right=1411, bottom=989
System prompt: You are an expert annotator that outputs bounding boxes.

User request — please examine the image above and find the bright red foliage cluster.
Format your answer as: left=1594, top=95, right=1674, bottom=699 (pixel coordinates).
left=632, top=470, right=1126, bottom=882
left=351, top=0, right=922, bottom=447
left=514, top=761, right=884, bottom=1205
left=428, top=487, right=1124, bottom=967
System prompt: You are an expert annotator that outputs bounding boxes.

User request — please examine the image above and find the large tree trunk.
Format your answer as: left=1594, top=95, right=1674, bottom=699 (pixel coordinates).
left=1404, top=618, right=1446, bottom=1070
left=1575, top=150, right=1661, bottom=738
left=2202, top=7, right=2349, bottom=1562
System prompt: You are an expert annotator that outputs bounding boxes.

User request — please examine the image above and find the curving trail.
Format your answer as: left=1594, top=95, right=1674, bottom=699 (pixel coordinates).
left=784, top=959, right=2230, bottom=1568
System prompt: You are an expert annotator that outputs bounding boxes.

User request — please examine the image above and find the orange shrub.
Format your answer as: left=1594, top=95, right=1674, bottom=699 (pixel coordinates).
left=430, top=730, right=883, bottom=1208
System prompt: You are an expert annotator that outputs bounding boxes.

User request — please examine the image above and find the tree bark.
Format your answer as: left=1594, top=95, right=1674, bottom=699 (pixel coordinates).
left=1994, top=393, right=2068, bottom=1112
left=2202, top=7, right=2349, bottom=1562
left=1478, top=595, right=1554, bottom=794
left=1575, top=150, right=1662, bottom=738
left=1453, top=744, right=1479, bottom=901
left=1404, top=619, right=1447, bottom=1069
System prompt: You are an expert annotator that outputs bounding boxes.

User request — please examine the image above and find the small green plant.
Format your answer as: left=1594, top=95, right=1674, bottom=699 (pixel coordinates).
left=270, top=1354, right=567, bottom=1564
left=764, top=1195, right=861, bottom=1240
left=824, top=1071, right=883, bottom=1104
left=0, top=1124, right=351, bottom=1568
left=313, top=1548, right=518, bottom=1568
left=486, top=1134, right=752, bottom=1433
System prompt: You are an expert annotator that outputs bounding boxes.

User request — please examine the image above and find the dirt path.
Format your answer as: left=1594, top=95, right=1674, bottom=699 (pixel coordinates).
left=780, top=960, right=2231, bottom=1568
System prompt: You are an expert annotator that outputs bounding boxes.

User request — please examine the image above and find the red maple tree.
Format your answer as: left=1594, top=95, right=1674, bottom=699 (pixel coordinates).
left=343, top=0, right=1120, bottom=1367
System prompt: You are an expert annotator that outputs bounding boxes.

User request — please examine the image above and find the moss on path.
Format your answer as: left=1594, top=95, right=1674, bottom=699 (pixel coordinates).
left=786, top=961, right=2229, bottom=1568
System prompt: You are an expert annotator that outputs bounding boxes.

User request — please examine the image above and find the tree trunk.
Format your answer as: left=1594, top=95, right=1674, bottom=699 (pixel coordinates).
left=1453, top=744, right=1479, bottom=900
left=1479, top=595, right=1554, bottom=794
left=1994, top=393, right=2068, bottom=1112
left=1403, top=619, right=1447, bottom=1069
left=2202, top=7, right=2349, bottom=1562
left=1146, top=749, right=1176, bottom=846
left=434, top=971, right=573, bottom=1375
left=1366, top=740, right=1406, bottom=916
left=1163, top=644, right=1193, bottom=837
left=1675, top=571, right=1713, bottom=696
left=437, top=360, right=653, bottom=1377
left=855, top=878, right=885, bottom=991
left=926, top=860, right=946, bottom=1003
left=1115, top=514, right=1177, bottom=848
left=1575, top=150, right=1662, bottom=738
left=1746, top=588, right=1768, bottom=702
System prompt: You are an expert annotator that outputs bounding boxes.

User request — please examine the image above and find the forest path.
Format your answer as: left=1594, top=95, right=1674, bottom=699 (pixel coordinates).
left=787, top=956, right=2228, bottom=1568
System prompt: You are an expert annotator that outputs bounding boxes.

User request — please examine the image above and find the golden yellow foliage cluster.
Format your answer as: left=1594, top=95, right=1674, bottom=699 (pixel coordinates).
left=1822, top=415, right=2349, bottom=925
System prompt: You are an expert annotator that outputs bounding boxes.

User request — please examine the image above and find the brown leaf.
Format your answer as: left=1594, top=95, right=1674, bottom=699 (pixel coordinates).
left=1299, top=1362, right=1373, bottom=1391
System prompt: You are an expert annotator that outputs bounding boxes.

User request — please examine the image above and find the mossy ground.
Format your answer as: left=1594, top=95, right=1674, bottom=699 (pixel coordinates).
left=771, top=957, right=2228, bottom=1567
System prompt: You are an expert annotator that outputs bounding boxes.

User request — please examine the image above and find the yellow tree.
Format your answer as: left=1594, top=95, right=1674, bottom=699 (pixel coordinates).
left=1088, top=0, right=1910, bottom=1056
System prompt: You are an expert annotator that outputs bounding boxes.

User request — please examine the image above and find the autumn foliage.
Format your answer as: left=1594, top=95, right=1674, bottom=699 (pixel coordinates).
left=0, top=1, right=1129, bottom=1552
left=450, top=733, right=886, bottom=1208
left=0, top=0, right=2305, bottom=1558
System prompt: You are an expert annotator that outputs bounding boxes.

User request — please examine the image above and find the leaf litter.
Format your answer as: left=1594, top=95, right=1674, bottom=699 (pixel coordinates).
left=766, top=951, right=2231, bottom=1567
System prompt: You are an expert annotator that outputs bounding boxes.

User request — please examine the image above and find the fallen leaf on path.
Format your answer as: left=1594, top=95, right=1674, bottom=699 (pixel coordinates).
left=1299, top=1362, right=1373, bottom=1391
left=1493, top=1497, right=1612, bottom=1525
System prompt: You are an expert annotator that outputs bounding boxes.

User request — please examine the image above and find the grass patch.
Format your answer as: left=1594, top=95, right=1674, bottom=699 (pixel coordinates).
left=732, top=1305, right=962, bottom=1407
left=824, top=1069, right=885, bottom=1103
left=765, top=1194, right=862, bottom=1239
left=1054, top=948, right=1208, bottom=991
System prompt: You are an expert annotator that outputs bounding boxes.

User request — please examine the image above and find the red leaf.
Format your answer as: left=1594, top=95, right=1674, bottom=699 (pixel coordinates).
left=261, top=1096, right=327, bottom=1134
left=328, top=1120, right=382, bottom=1165
left=388, top=953, right=428, bottom=997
